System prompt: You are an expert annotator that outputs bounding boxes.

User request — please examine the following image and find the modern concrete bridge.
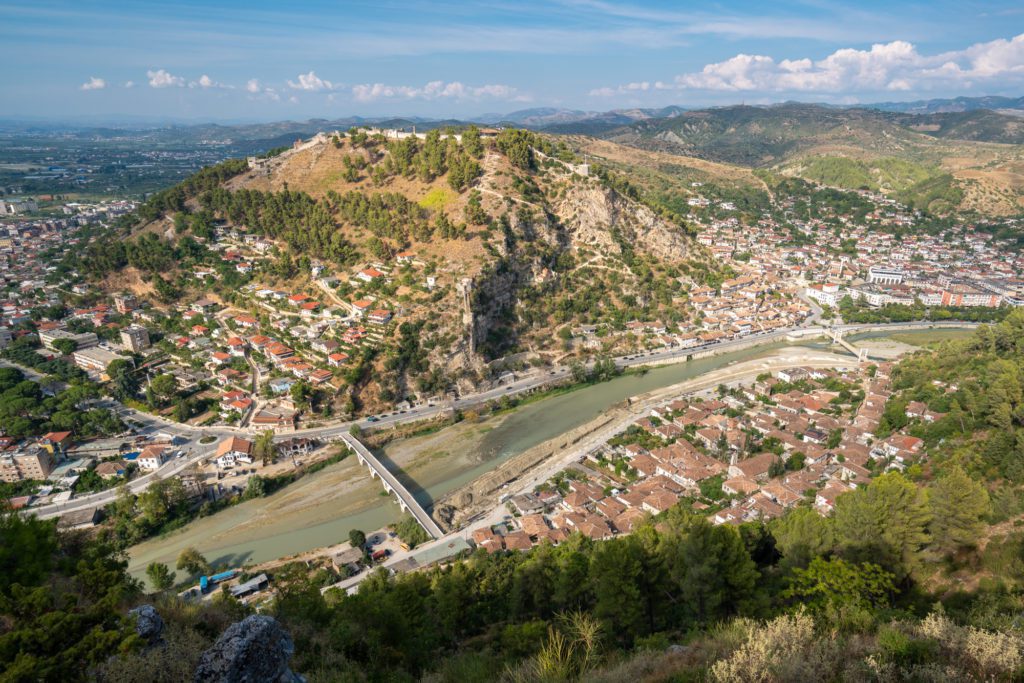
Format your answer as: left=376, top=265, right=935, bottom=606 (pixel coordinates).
left=338, top=432, right=443, bottom=539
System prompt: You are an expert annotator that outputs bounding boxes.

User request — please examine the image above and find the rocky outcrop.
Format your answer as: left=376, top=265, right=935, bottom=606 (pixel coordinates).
left=468, top=260, right=521, bottom=359
left=555, top=183, right=690, bottom=262
left=193, top=615, right=303, bottom=683
left=129, top=605, right=165, bottom=646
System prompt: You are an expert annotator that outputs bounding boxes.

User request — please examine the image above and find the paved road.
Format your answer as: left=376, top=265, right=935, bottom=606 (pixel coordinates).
left=795, top=287, right=825, bottom=325
left=288, top=319, right=980, bottom=441
left=320, top=347, right=870, bottom=595
left=324, top=320, right=983, bottom=593
left=29, top=396, right=239, bottom=520
left=25, top=319, right=978, bottom=519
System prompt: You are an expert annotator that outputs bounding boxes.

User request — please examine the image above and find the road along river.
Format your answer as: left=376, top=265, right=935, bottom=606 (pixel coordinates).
left=125, top=329, right=970, bottom=578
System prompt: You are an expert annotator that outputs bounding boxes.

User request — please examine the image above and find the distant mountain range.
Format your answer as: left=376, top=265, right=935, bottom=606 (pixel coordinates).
left=2, top=95, right=1020, bottom=139
left=866, top=95, right=1024, bottom=115
left=473, top=105, right=687, bottom=131
left=3, top=96, right=1021, bottom=216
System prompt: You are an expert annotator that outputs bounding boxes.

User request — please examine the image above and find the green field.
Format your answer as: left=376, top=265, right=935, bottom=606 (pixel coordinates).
left=889, top=329, right=974, bottom=347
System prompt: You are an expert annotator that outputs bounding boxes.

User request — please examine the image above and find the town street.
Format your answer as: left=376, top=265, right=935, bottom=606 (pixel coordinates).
left=26, top=320, right=976, bottom=520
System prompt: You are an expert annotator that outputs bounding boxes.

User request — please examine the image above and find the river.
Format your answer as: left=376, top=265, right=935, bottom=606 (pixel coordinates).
left=126, top=328, right=969, bottom=578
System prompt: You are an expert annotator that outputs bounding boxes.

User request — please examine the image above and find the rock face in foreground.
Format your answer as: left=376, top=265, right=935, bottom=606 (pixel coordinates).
left=128, top=605, right=165, bottom=646
left=193, top=615, right=302, bottom=683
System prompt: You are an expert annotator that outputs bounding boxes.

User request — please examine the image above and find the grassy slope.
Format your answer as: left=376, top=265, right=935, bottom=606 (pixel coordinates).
left=600, top=103, right=1024, bottom=216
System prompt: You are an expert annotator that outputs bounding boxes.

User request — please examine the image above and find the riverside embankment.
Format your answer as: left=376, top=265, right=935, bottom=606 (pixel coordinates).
left=126, top=328, right=971, bottom=578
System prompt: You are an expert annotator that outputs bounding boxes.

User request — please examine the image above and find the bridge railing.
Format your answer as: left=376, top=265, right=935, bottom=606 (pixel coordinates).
left=339, top=433, right=442, bottom=538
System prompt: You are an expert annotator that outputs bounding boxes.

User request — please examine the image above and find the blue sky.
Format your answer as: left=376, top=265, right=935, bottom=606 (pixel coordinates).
left=2, top=0, right=1024, bottom=122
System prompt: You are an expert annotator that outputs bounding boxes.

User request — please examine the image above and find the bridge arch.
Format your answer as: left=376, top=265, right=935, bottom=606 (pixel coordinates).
left=339, top=433, right=442, bottom=539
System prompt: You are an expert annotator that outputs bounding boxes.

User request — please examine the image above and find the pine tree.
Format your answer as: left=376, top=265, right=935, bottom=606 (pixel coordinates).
left=146, top=562, right=176, bottom=591
left=589, top=538, right=645, bottom=641
left=834, top=472, right=931, bottom=579
left=927, top=466, right=990, bottom=554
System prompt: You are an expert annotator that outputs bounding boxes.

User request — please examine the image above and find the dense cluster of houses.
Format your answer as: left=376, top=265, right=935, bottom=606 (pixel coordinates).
left=688, top=188, right=1023, bottom=311
left=573, top=271, right=813, bottom=351
left=0, top=202, right=137, bottom=339
left=481, top=359, right=942, bottom=551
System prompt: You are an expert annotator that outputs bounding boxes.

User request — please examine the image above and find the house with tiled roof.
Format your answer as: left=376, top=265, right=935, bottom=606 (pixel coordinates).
left=138, top=444, right=170, bottom=471
left=357, top=267, right=385, bottom=282
left=472, top=528, right=504, bottom=553
left=503, top=531, right=533, bottom=551
left=728, top=452, right=778, bottom=482
left=248, top=334, right=272, bottom=348
left=815, top=480, right=854, bottom=514
left=225, top=336, right=247, bottom=355
left=94, top=461, right=125, bottom=479
left=367, top=309, right=393, bottom=325
left=641, top=489, right=681, bottom=514
left=213, top=436, right=254, bottom=468
left=309, top=369, right=334, bottom=384
left=350, top=299, right=373, bottom=317
left=517, top=514, right=549, bottom=539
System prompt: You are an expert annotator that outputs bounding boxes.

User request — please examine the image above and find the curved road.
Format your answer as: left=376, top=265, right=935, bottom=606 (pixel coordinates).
left=28, top=320, right=978, bottom=519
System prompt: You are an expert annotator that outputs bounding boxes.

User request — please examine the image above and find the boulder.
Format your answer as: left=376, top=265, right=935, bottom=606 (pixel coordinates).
left=194, top=615, right=302, bottom=683
left=128, top=605, right=164, bottom=645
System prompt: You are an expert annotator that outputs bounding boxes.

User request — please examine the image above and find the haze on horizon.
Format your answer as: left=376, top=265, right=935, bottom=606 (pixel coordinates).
left=2, top=0, right=1024, bottom=123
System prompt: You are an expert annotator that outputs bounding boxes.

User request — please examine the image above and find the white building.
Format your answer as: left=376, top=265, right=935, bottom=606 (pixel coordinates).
left=868, top=266, right=904, bottom=285
left=1, top=198, right=39, bottom=215
left=72, top=347, right=129, bottom=375
left=39, top=329, right=98, bottom=352
left=804, top=283, right=843, bottom=307
left=137, top=444, right=170, bottom=471
left=213, top=436, right=254, bottom=469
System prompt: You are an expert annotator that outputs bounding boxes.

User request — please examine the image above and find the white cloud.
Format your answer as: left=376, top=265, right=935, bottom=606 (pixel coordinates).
left=124, top=80, right=136, bottom=89
left=190, top=74, right=228, bottom=89
left=352, top=80, right=526, bottom=102
left=287, top=71, right=335, bottom=91
left=589, top=81, right=652, bottom=96
left=245, top=78, right=280, bottom=101
left=597, top=33, right=1024, bottom=96
left=147, top=69, right=185, bottom=88
left=80, top=77, right=106, bottom=91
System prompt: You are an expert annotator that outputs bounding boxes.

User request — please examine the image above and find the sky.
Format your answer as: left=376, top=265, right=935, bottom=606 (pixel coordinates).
left=2, top=0, right=1024, bottom=122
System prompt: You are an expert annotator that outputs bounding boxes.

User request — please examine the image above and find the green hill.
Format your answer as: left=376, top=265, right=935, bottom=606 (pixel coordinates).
left=597, top=103, right=1024, bottom=216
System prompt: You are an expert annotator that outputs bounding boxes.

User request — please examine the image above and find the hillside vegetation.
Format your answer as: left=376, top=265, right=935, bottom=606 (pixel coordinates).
left=69, top=128, right=715, bottom=408
left=90, top=316, right=1024, bottom=678
left=599, top=103, right=1024, bottom=216
left=11, top=316, right=1024, bottom=679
